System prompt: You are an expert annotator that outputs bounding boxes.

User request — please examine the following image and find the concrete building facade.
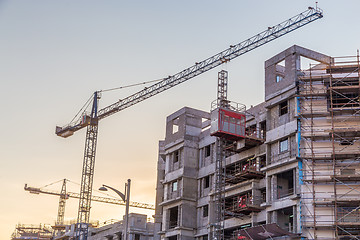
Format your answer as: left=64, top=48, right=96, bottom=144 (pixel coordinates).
left=154, top=45, right=360, bottom=240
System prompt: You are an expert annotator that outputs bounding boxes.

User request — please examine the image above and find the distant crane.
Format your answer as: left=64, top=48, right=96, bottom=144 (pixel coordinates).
left=55, top=6, right=323, bottom=240
left=24, top=180, right=155, bottom=235
left=24, top=182, right=155, bottom=210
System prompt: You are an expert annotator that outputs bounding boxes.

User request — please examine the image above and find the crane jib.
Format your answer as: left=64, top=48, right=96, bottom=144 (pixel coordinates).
left=56, top=7, right=322, bottom=137
left=96, top=8, right=323, bottom=120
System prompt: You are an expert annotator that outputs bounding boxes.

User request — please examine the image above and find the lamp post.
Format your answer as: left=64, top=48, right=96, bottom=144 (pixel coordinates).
left=99, top=179, right=131, bottom=240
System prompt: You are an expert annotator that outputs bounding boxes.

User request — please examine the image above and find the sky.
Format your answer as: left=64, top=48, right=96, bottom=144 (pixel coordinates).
left=1, top=0, right=360, bottom=239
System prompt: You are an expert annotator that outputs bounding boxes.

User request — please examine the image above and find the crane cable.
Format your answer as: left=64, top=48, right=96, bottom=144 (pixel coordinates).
left=67, top=179, right=124, bottom=199
left=38, top=179, right=67, bottom=190
left=99, top=78, right=165, bottom=93
left=38, top=179, right=122, bottom=199
left=67, top=78, right=165, bottom=125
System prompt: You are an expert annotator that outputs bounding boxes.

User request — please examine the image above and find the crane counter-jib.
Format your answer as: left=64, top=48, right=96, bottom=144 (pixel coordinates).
left=55, top=6, right=323, bottom=138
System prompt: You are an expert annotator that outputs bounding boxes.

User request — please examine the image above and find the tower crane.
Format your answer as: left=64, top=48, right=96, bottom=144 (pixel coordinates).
left=24, top=180, right=155, bottom=235
left=24, top=182, right=155, bottom=211
left=55, top=6, right=323, bottom=240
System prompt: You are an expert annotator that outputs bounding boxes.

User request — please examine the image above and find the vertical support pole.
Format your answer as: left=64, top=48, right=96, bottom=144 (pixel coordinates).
left=124, top=179, right=131, bottom=240
left=213, top=139, right=225, bottom=240
left=329, top=63, right=339, bottom=239
left=76, top=92, right=100, bottom=240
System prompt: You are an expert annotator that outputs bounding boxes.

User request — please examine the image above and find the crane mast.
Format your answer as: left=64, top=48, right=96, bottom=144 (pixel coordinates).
left=56, top=180, right=68, bottom=230
left=55, top=6, right=323, bottom=240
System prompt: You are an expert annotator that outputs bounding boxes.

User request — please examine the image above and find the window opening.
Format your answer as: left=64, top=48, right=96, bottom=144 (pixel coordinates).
left=172, top=181, right=178, bottom=192
left=204, top=145, right=211, bottom=158
left=203, top=205, right=209, bottom=217
left=259, top=155, right=266, bottom=168
left=260, top=121, right=266, bottom=139
left=260, top=188, right=266, bottom=203
left=279, top=139, right=288, bottom=153
left=172, top=117, right=179, bottom=134
left=279, top=101, right=288, bottom=116
left=173, top=150, right=180, bottom=163
left=204, top=175, right=210, bottom=189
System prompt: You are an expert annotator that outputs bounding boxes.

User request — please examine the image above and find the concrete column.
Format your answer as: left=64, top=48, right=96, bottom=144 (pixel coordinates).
left=271, top=175, right=278, bottom=201
left=271, top=211, right=278, bottom=224
left=266, top=212, right=271, bottom=224
left=266, top=176, right=271, bottom=203
left=266, top=144, right=271, bottom=166
left=293, top=205, right=298, bottom=233
left=252, top=182, right=261, bottom=205
left=251, top=213, right=257, bottom=226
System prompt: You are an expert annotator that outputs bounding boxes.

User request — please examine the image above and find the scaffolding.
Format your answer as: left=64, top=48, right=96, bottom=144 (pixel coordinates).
left=298, top=53, right=360, bottom=240
left=11, top=224, right=53, bottom=240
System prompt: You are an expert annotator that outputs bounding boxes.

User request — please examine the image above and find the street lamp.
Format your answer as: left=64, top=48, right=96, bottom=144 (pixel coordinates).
left=99, top=179, right=131, bottom=240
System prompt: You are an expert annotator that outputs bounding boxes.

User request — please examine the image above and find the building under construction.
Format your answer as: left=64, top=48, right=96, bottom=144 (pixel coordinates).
left=11, top=224, right=53, bottom=240
left=154, top=45, right=360, bottom=240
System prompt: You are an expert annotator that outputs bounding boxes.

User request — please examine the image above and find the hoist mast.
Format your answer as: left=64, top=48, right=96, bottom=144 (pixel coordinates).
left=55, top=6, right=323, bottom=240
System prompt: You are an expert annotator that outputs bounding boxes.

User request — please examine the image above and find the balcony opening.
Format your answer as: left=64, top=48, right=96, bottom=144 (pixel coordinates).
left=277, top=207, right=294, bottom=232
left=168, top=236, right=177, bottom=240
left=168, top=206, right=178, bottom=229
left=134, top=234, right=140, bottom=240
left=225, top=156, right=264, bottom=184
left=225, top=192, right=263, bottom=215
left=277, top=169, right=294, bottom=199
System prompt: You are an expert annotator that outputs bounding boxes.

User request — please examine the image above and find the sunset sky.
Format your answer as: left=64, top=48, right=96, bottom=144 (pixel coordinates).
left=1, top=1, right=360, bottom=239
